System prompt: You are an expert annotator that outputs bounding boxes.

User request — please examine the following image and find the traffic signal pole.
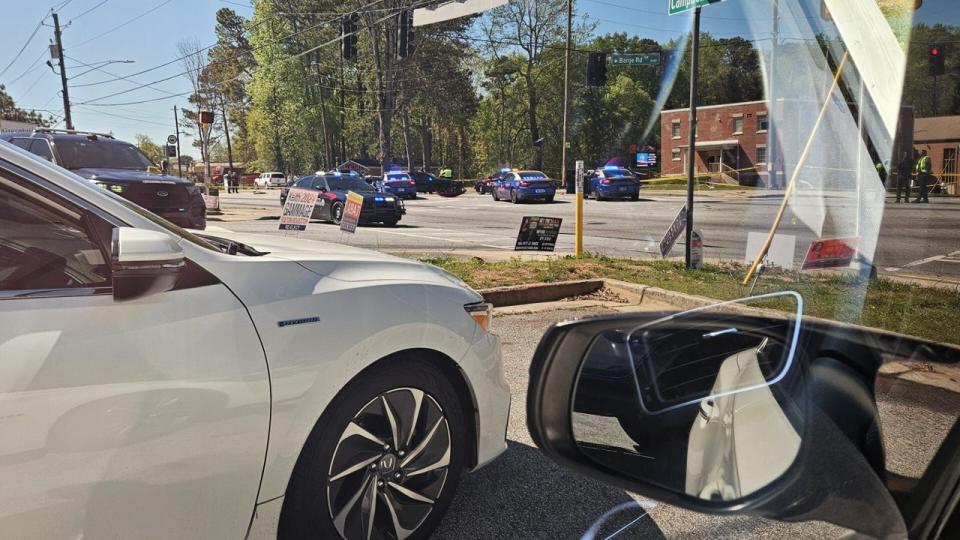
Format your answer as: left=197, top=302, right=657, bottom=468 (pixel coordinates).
left=173, top=105, right=183, bottom=177
left=563, top=0, right=581, bottom=256
left=685, top=7, right=701, bottom=269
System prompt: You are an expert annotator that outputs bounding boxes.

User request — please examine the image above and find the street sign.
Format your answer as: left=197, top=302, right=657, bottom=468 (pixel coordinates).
left=636, top=152, right=657, bottom=168
left=339, top=191, right=364, bottom=233
left=515, top=216, right=562, bottom=251
left=801, top=237, right=858, bottom=270
left=166, top=134, right=178, bottom=145
left=609, top=53, right=660, bottom=66
left=575, top=160, right=584, bottom=194
left=659, top=205, right=687, bottom=257
left=668, top=0, right=723, bottom=16
left=690, top=229, right=703, bottom=268
left=279, top=188, right=320, bottom=231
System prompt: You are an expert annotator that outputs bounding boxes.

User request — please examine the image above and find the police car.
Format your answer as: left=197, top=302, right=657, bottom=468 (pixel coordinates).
left=588, top=166, right=640, bottom=201
left=492, top=170, right=556, bottom=203
left=381, top=169, right=418, bottom=199
left=280, top=170, right=405, bottom=226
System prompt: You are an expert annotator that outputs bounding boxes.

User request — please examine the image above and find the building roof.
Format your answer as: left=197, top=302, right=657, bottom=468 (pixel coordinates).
left=677, top=139, right=740, bottom=149
left=662, top=100, right=767, bottom=114
left=914, top=116, right=960, bottom=143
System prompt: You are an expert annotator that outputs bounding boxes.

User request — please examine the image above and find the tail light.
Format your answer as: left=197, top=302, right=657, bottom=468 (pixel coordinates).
left=409, top=180, right=416, bottom=186
left=601, top=179, right=611, bottom=185
left=519, top=181, right=529, bottom=187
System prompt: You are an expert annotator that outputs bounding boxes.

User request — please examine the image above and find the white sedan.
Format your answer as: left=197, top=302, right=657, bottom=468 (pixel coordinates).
left=0, top=141, right=510, bottom=539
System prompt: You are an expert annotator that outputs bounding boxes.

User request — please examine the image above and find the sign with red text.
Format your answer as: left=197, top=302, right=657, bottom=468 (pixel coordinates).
left=279, top=188, right=320, bottom=231
left=801, top=237, right=858, bottom=270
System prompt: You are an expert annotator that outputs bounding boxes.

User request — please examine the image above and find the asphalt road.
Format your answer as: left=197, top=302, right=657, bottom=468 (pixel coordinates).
left=215, top=189, right=960, bottom=281
left=430, top=307, right=958, bottom=539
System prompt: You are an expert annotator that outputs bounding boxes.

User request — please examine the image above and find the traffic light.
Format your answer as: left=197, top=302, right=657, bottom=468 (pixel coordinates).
left=198, top=110, right=214, bottom=125
left=929, top=44, right=946, bottom=76
left=342, top=14, right=358, bottom=61
left=586, top=52, right=607, bottom=86
left=397, top=9, right=414, bottom=59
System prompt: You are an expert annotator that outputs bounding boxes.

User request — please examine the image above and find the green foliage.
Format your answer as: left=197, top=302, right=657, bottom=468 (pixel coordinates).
left=134, top=134, right=164, bottom=164
left=0, top=85, right=51, bottom=126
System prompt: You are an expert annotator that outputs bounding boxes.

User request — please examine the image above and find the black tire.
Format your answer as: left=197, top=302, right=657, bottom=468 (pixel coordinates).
left=630, top=193, right=639, bottom=201
left=545, top=195, right=554, bottom=203
left=383, top=218, right=400, bottom=227
left=279, top=358, right=468, bottom=540
left=331, top=201, right=344, bottom=225
left=510, top=190, right=518, bottom=204
left=492, top=189, right=499, bottom=201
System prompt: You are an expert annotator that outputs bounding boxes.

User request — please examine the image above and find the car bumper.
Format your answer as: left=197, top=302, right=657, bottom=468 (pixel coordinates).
left=156, top=205, right=206, bottom=229
left=597, top=186, right=639, bottom=198
left=516, top=190, right=555, bottom=201
left=460, top=329, right=510, bottom=471
left=358, top=206, right=404, bottom=223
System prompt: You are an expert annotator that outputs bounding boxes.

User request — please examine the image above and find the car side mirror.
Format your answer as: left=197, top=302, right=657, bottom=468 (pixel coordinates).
left=110, top=227, right=184, bottom=300
left=526, top=292, right=909, bottom=538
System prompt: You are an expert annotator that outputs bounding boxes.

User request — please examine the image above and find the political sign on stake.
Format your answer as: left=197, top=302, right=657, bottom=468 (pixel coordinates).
left=801, top=237, right=858, bottom=270
left=659, top=205, right=687, bottom=258
left=340, top=191, right=365, bottom=233
left=515, top=216, right=562, bottom=251
left=279, top=188, right=320, bottom=231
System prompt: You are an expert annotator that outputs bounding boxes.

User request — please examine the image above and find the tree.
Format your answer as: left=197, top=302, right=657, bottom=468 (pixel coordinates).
left=0, top=85, right=52, bottom=126
left=135, top=134, right=164, bottom=164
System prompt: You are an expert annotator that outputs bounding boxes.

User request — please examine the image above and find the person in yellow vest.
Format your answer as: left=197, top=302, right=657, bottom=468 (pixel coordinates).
left=439, top=167, right=453, bottom=179
left=914, top=149, right=931, bottom=203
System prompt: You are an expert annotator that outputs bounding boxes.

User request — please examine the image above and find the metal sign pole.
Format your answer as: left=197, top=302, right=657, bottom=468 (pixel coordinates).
left=575, top=160, right=584, bottom=257
left=685, top=6, right=701, bottom=268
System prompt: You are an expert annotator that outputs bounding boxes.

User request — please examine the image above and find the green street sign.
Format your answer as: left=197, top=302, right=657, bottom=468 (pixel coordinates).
left=609, top=53, right=661, bottom=66
left=668, top=0, right=724, bottom=16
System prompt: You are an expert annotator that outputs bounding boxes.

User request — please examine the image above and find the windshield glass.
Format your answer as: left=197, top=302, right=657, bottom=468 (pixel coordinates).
left=519, top=172, right=547, bottom=179
left=386, top=173, right=411, bottom=182
left=328, top=177, right=374, bottom=192
left=602, top=168, right=633, bottom=177
left=55, top=139, right=155, bottom=170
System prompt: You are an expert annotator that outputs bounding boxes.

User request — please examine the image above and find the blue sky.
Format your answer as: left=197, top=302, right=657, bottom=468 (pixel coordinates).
left=1, top=0, right=957, bottom=158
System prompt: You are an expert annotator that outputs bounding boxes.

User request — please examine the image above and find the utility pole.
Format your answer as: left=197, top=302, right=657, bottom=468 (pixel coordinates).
left=563, top=0, right=581, bottom=256
left=768, top=0, right=779, bottom=190
left=173, top=105, right=183, bottom=177
left=52, top=13, right=73, bottom=130
left=685, top=7, right=701, bottom=269
left=219, top=93, right=233, bottom=171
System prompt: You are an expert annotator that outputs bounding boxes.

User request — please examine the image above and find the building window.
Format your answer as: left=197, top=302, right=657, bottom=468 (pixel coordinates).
left=672, top=148, right=681, bottom=161
left=732, top=116, right=743, bottom=134
left=671, top=120, right=681, bottom=139
left=756, top=146, right=768, bottom=164
left=757, top=114, right=769, bottom=132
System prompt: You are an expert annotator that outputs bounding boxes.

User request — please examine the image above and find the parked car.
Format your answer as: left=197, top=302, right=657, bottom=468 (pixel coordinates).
left=281, top=172, right=406, bottom=226
left=381, top=170, right=418, bottom=199
left=589, top=166, right=641, bottom=201
left=436, top=178, right=467, bottom=197
left=0, top=129, right=206, bottom=229
left=492, top=170, right=556, bottom=203
left=255, top=171, right=286, bottom=187
left=410, top=170, right=439, bottom=193
left=0, top=139, right=509, bottom=539
left=476, top=169, right=510, bottom=194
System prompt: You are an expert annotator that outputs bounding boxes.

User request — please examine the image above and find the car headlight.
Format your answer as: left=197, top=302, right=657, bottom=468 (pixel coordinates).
left=385, top=196, right=396, bottom=202
left=95, top=181, right=126, bottom=193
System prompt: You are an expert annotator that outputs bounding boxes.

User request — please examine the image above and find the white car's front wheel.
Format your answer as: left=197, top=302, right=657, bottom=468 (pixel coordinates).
left=279, top=359, right=467, bottom=540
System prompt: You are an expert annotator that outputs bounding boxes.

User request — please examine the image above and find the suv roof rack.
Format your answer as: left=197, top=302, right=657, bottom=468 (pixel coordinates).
left=31, top=128, right=115, bottom=139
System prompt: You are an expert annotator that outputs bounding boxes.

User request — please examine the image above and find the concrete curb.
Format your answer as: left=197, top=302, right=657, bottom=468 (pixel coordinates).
left=479, top=279, right=604, bottom=307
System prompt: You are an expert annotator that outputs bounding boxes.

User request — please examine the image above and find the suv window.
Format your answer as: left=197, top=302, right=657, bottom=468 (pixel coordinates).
left=271, top=173, right=284, bottom=179
left=29, top=140, right=53, bottom=162
left=10, top=138, right=33, bottom=151
left=295, top=176, right=314, bottom=188
left=0, top=177, right=110, bottom=291
left=54, top=139, right=153, bottom=170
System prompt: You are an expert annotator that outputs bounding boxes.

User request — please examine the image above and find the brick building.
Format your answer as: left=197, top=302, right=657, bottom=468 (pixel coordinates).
left=660, top=100, right=770, bottom=186
left=914, top=115, right=960, bottom=194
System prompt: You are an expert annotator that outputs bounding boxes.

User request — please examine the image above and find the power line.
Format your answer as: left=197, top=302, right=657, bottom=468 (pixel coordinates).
left=68, top=0, right=111, bottom=23
left=72, top=0, right=175, bottom=48
left=0, top=16, right=47, bottom=79
left=66, top=54, right=180, bottom=96
left=5, top=49, right=49, bottom=86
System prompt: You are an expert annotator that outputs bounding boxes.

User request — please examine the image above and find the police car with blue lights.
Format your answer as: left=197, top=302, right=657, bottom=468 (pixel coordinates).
left=588, top=165, right=640, bottom=201
left=280, top=170, right=405, bottom=226
left=492, top=169, right=557, bottom=203
left=380, top=169, right=418, bottom=199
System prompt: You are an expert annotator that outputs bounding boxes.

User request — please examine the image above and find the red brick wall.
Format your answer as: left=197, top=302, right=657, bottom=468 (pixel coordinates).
left=660, top=101, right=770, bottom=183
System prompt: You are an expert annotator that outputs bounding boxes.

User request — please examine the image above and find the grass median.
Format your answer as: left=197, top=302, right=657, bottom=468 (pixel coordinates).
left=422, top=254, right=960, bottom=346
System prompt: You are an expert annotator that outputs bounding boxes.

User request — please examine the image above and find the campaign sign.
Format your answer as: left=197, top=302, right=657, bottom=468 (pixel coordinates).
left=339, top=191, right=365, bottom=233
left=636, top=152, right=657, bottom=168
left=801, top=237, right=858, bottom=270
left=659, top=205, right=687, bottom=257
left=515, top=216, right=562, bottom=251
left=690, top=229, right=703, bottom=268
left=202, top=194, right=220, bottom=210
left=279, top=188, right=320, bottom=231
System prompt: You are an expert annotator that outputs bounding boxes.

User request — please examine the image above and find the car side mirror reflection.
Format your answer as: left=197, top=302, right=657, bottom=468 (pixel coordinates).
left=571, top=302, right=802, bottom=502
left=111, top=227, right=185, bottom=300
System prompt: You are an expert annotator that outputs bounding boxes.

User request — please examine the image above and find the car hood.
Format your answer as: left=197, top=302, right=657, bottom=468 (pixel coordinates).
left=197, top=227, right=478, bottom=293
left=73, top=168, right=191, bottom=185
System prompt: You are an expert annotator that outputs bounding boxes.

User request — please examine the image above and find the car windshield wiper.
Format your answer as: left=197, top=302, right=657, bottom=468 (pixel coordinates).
left=196, top=234, right=269, bottom=257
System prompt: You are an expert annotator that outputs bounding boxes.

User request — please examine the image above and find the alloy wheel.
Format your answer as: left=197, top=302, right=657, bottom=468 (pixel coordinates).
left=327, top=387, right=451, bottom=540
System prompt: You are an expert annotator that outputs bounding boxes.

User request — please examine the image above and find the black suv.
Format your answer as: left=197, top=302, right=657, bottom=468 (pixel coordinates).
left=0, top=129, right=206, bottom=229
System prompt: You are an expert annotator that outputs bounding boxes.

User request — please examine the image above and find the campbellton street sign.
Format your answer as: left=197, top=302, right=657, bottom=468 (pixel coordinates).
left=609, top=53, right=660, bottom=66
left=669, top=0, right=724, bottom=16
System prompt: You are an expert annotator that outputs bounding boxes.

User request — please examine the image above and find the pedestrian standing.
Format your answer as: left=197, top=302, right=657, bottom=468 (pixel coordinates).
left=895, top=152, right=912, bottom=203
left=915, top=149, right=931, bottom=203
